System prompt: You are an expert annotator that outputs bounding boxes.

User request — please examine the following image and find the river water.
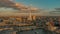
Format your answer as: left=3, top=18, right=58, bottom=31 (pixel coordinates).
left=0, top=29, right=58, bottom=34
left=16, top=29, right=57, bottom=34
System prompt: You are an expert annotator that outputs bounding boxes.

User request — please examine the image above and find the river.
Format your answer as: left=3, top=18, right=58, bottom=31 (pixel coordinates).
left=0, top=28, right=58, bottom=34
left=16, top=29, right=57, bottom=34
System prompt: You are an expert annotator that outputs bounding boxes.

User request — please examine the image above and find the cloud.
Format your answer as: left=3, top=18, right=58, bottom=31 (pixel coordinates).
left=0, top=0, right=39, bottom=11
left=0, top=0, right=21, bottom=10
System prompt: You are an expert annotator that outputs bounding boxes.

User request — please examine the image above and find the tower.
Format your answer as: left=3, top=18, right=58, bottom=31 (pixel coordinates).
left=27, top=4, right=32, bottom=21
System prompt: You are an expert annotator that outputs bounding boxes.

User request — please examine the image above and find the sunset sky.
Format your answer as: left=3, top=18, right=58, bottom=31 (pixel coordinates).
left=0, top=0, right=60, bottom=16
left=0, top=0, right=60, bottom=11
left=15, top=0, right=60, bottom=11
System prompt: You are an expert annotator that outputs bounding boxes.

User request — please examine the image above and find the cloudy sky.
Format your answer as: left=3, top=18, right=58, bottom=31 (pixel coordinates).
left=0, top=0, right=60, bottom=13
left=0, top=0, right=60, bottom=11
left=15, top=0, right=60, bottom=11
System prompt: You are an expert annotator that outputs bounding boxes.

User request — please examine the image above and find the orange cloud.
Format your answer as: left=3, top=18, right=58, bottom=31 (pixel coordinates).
left=0, top=0, right=38, bottom=11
